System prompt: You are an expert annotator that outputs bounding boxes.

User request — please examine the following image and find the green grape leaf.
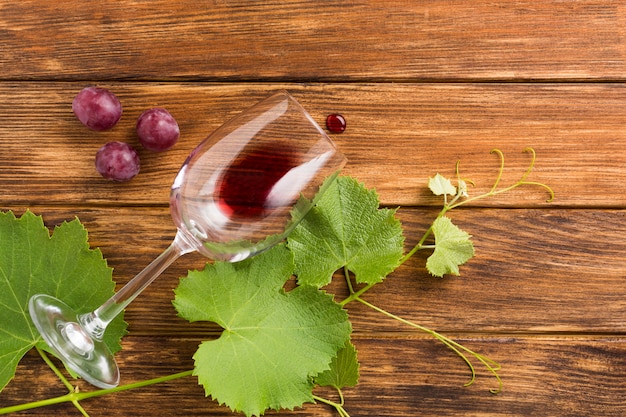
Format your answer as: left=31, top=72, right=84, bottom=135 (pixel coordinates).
left=0, top=210, right=127, bottom=392
left=288, top=176, right=405, bottom=287
left=172, top=244, right=351, bottom=417
left=429, top=173, right=457, bottom=196
left=426, top=216, right=475, bottom=277
left=314, top=341, right=359, bottom=389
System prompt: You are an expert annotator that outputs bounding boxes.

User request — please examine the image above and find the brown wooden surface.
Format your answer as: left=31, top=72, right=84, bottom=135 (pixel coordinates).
left=1, top=1, right=625, bottom=416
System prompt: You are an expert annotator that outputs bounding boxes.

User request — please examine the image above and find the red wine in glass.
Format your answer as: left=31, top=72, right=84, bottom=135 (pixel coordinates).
left=217, top=143, right=298, bottom=219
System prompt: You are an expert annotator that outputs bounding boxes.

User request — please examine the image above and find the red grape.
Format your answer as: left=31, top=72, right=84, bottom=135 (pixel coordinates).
left=72, top=87, right=122, bottom=131
left=95, top=141, right=140, bottom=182
left=136, top=108, right=180, bottom=152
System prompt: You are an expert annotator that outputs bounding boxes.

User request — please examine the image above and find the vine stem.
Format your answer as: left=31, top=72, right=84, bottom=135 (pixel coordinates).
left=353, top=296, right=502, bottom=394
left=0, top=368, right=194, bottom=415
left=313, top=392, right=351, bottom=417
left=398, top=223, right=436, bottom=266
left=35, top=347, right=90, bottom=416
left=36, top=347, right=73, bottom=391
left=339, top=282, right=374, bottom=307
left=340, top=270, right=502, bottom=394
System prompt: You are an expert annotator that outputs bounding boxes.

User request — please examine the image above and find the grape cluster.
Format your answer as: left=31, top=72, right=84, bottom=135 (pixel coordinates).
left=72, top=86, right=180, bottom=182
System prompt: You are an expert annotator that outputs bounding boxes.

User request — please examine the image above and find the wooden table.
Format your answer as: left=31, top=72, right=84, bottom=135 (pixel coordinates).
left=1, top=1, right=625, bottom=416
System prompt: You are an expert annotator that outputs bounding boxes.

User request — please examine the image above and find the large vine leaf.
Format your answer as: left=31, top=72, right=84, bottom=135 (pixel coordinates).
left=426, top=216, right=475, bottom=277
left=288, top=176, right=404, bottom=287
left=0, top=210, right=127, bottom=392
left=173, top=244, right=351, bottom=417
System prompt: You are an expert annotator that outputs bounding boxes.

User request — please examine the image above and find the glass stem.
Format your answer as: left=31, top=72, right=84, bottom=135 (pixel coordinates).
left=79, top=230, right=198, bottom=340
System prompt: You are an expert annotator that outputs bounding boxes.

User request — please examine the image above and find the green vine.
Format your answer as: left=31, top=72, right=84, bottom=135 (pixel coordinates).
left=338, top=147, right=554, bottom=404
left=403, top=147, right=554, bottom=263
left=0, top=148, right=554, bottom=417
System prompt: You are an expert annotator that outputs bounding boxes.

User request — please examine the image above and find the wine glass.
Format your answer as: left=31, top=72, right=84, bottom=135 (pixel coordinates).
left=28, top=90, right=347, bottom=389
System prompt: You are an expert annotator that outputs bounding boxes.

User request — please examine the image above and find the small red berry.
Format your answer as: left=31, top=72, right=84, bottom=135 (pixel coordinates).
left=326, top=114, right=346, bottom=133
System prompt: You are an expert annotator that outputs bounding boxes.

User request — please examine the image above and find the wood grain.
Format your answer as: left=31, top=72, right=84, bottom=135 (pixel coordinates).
left=1, top=1, right=625, bottom=81
left=2, top=82, right=626, bottom=207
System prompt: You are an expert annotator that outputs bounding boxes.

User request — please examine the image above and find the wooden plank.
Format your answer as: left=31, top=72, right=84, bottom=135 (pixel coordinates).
left=2, top=1, right=623, bottom=417
left=1, top=82, right=625, bottom=208
left=4, top=336, right=625, bottom=416
left=7, top=206, right=625, bottom=335
left=1, top=1, right=626, bottom=81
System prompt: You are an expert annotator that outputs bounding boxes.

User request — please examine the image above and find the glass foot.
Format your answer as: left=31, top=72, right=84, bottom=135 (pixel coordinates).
left=28, top=294, right=120, bottom=389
